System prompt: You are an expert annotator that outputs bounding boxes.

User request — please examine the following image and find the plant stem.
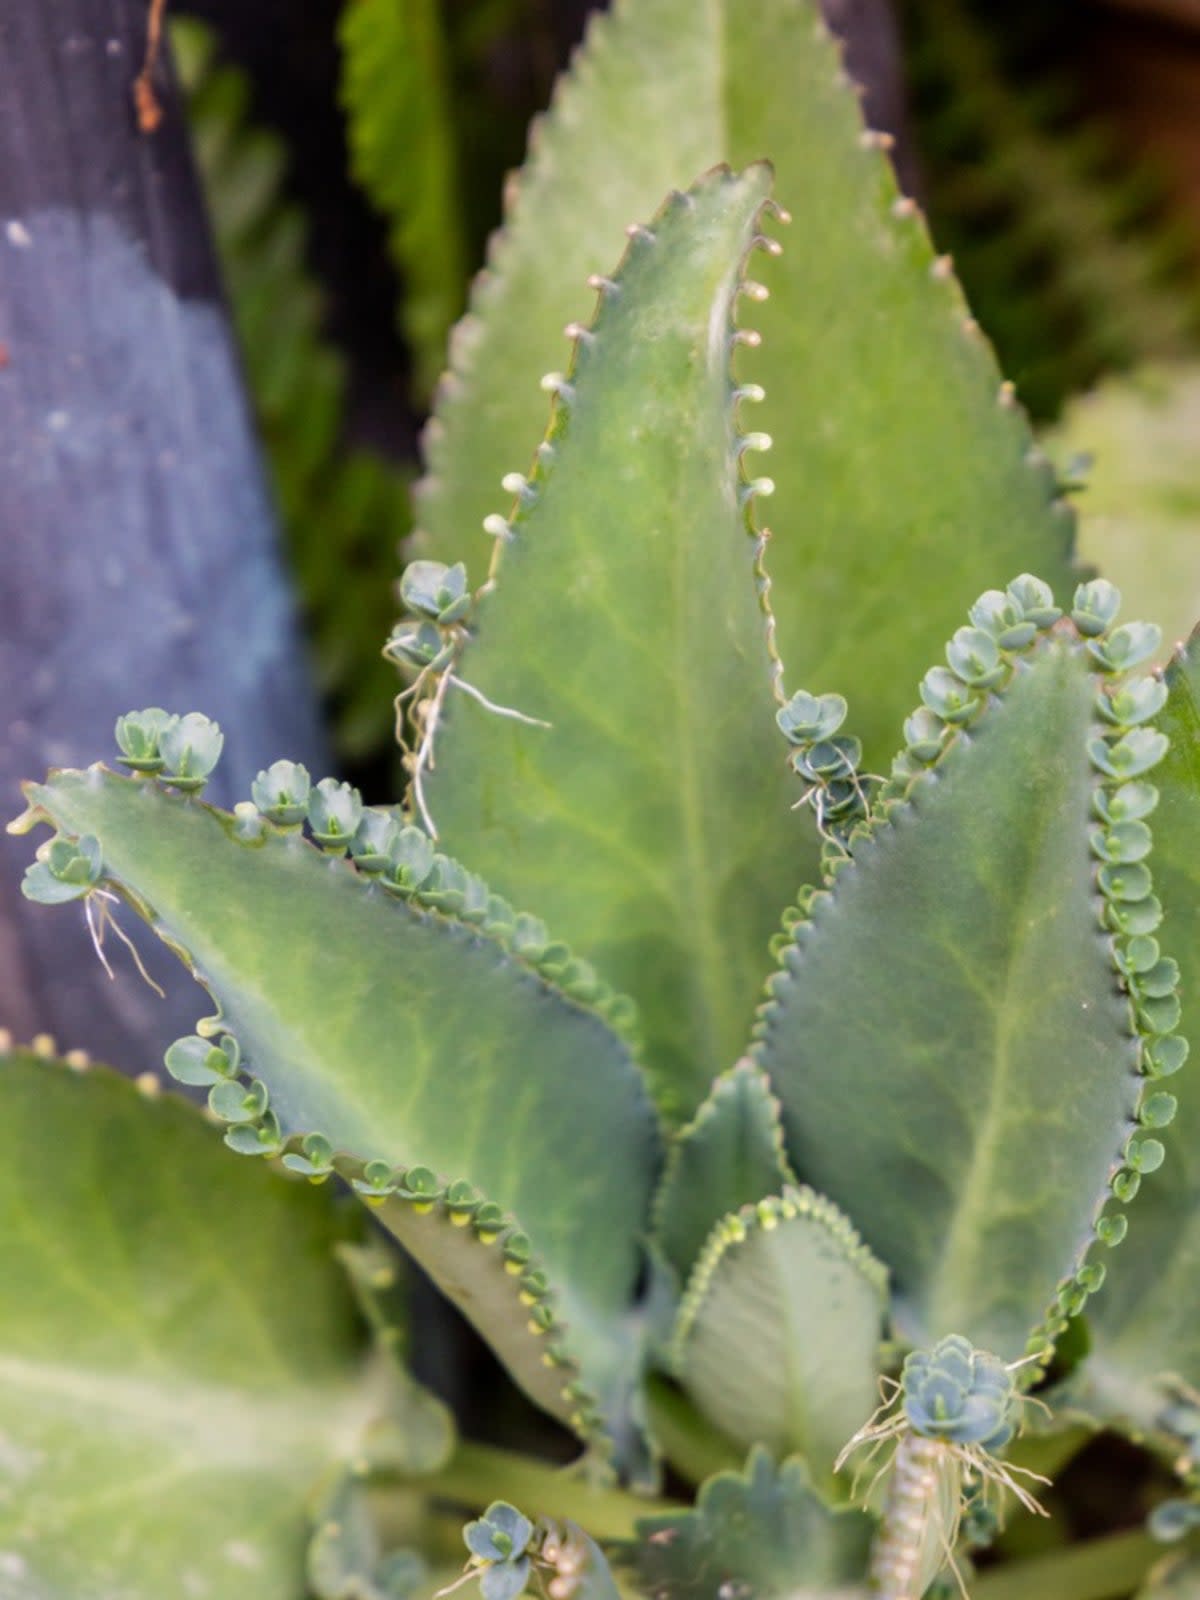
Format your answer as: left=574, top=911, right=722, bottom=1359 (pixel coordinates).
left=973, top=1529, right=1162, bottom=1600
left=414, top=1441, right=684, bottom=1541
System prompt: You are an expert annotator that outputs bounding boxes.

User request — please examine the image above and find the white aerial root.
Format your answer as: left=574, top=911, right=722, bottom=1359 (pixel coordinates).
left=85, top=890, right=165, bottom=997
left=403, top=669, right=551, bottom=841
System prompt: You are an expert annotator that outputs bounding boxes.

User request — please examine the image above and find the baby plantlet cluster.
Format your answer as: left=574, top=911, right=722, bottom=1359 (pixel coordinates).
left=7, top=2, right=1200, bottom=1599
left=837, top=1337, right=1046, bottom=1600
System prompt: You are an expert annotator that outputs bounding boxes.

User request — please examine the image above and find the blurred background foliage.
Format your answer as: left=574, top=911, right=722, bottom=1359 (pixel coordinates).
left=170, top=0, right=1200, bottom=780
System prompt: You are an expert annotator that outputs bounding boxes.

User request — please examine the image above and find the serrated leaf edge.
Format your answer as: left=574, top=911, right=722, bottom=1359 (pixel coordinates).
left=752, top=581, right=1185, bottom=1368
left=665, top=1182, right=889, bottom=1377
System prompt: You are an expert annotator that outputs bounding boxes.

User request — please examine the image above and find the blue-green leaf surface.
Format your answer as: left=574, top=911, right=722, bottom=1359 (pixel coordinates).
left=755, top=625, right=1159, bottom=1360
left=14, top=768, right=661, bottom=1447
left=426, top=166, right=799, bottom=1120
left=632, top=1447, right=871, bottom=1600
left=668, top=1189, right=886, bottom=1491
left=417, top=0, right=1077, bottom=776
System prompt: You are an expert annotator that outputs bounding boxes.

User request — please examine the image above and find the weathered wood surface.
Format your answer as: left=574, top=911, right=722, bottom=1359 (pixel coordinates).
left=0, top=1, right=328, bottom=1071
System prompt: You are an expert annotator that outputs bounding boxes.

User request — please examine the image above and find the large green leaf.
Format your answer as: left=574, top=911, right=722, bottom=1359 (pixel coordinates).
left=0, top=1048, right=409, bottom=1600
left=755, top=600, right=1175, bottom=1361
left=425, top=165, right=799, bottom=1116
left=1083, top=638, right=1200, bottom=1442
left=650, top=1060, right=795, bottom=1282
left=667, top=1188, right=886, bottom=1491
left=632, top=1447, right=871, bottom=1600
left=339, top=0, right=467, bottom=398
left=416, top=0, right=1076, bottom=774
left=14, top=768, right=661, bottom=1450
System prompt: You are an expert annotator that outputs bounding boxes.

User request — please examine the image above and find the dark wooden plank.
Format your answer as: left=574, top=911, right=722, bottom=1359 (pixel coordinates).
left=0, top=0, right=330, bottom=1071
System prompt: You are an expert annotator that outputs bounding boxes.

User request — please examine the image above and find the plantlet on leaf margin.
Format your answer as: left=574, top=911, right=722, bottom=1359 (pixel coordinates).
left=836, top=1336, right=1050, bottom=1600
left=385, top=556, right=550, bottom=837
left=439, top=1502, right=619, bottom=1600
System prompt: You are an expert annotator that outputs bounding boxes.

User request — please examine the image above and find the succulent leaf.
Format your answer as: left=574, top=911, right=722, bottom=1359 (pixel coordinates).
left=426, top=165, right=798, bottom=1119
left=632, top=1447, right=871, bottom=1600
left=0, top=1048, right=405, bottom=1600
left=650, top=1060, right=796, bottom=1284
left=416, top=0, right=1077, bottom=777
left=666, top=1187, right=886, bottom=1492
left=754, top=589, right=1177, bottom=1361
left=13, top=765, right=662, bottom=1453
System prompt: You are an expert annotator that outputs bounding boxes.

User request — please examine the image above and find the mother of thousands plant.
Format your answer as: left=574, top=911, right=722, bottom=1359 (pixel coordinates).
left=7, top=3, right=1200, bottom=1599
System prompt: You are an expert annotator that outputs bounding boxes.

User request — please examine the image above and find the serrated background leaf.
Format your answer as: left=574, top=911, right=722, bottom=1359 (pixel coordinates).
left=417, top=0, right=1077, bottom=773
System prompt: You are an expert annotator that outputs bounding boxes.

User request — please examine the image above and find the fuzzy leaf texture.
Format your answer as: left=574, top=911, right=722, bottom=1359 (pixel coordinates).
left=755, top=610, right=1171, bottom=1360
left=13, top=770, right=661, bottom=1451
left=667, top=1189, right=887, bottom=1491
left=416, top=0, right=1077, bottom=774
left=426, top=165, right=798, bottom=1117
left=0, top=1049, right=413, bottom=1600
left=340, top=0, right=467, bottom=399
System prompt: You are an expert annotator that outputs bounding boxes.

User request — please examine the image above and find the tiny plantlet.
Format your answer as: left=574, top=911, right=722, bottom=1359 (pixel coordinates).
left=7, top=3, right=1200, bottom=1600
left=836, top=1337, right=1049, bottom=1600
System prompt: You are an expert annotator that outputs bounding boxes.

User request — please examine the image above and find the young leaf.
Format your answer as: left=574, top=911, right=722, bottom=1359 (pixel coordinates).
left=427, top=165, right=799, bottom=1118
left=650, top=1060, right=796, bottom=1283
left=0, top=1049, right=401, bottom=1600
left=667, top=1189, right=886, bottom=1492
left=14, top=767, right=661, bottom=1451
left=633, top=1447, right=871, bottom=1600
left=755, top=606, right=1172, bottom=1361
left=416, top=0, right=1077, bottom=773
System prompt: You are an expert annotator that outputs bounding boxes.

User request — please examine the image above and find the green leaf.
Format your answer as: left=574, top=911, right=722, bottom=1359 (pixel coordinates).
left=426, top=165, right=799, bottom=1119
left=1084, top=638, right=1200, bottom=1443
left=416, top=0, right=1076, bottom=775
left=632, top=1447, right=871, bottom=1600
left=667, top=1189, right=886, bottom=1491
left=1050, top=367, right=1200, bottom=664
left=339, top=0, right=467, bottom=398
left=14, top=767, right=661, bottom=1450
left=0, top=1049, right=390, bottom=1600
left=755, top=615, right=1168, bottom=1361
left=650, top=1060, right=796, bottom=1283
